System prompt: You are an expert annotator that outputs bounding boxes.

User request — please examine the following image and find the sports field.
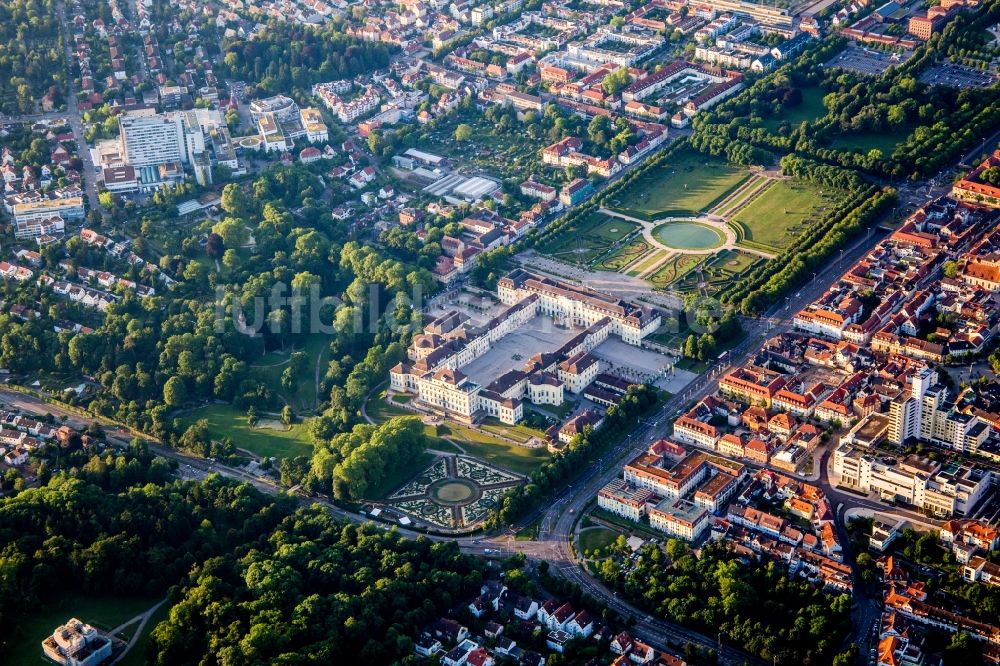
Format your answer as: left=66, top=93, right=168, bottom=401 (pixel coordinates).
left=731, top=179, right=843, bottom=252
left=606, top=149, right=751, bottom=219
left=538, top=211, right=638, bottom=265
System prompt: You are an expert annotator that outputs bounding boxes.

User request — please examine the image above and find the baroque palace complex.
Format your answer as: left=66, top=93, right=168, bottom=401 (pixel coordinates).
left=390, top=269, right=661, bottom=424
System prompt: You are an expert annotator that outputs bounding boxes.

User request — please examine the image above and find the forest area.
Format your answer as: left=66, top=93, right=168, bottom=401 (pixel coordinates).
left=0, top=0, right=65, bottom=114
left=0, top=446, right=484, bottom=664
left=599, top=540, right=853, bottom=665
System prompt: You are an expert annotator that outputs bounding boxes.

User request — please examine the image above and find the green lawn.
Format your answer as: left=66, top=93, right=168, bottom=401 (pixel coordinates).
left=366, top=390, right=412, bottom=422
left=670, top=248, right=762, bottom=297
left=626, top=249, right=669, bottom=276
left=438, top=424, right=549, bottom=476
left=675, top=357, right=709, bottom=373
left=607, top=149, right=751, bottom=219
left=366, top=390, right=445, bottom=443
left=758, top=87, right=827, bottom=132
left=365, top=393, right=549, bottom=475
left=538, top=211, right=639, bottom=266
left=647, top=315, right=687, bottom=348
left=428, top=437, right=463, bottom=454
left=828, top=125, right=914, bottom=156
left=713, top=174, right=766, bottom=218
left=6, top=594, right=162, bottom=666
left=648, top=253, right=705, bottom=290
left=530, top=401, right=576, bottom=419
left=732, top=179, right=844, bottom=252
left=596, top=238, right=652, bottom=272
left=254, top=333, right=333, bottom=413
left=179, top=403, right=313, bottom=459
left=479, top=417, right=548, bottom=444
left=118, top=601, right=172, bottom=666
left=707, top=249, right=759, bottom=275
left=578, top=527, right=620, bottom=556
left=591, top=508, right=663, bottom=540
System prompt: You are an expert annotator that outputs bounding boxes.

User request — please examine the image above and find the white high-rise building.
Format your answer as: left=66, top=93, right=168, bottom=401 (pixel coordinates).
left=178, top=113, right=206, bottom=165
left=887, top=367, right=990, bottom=452
left=888, top=367, right=936, bottom=444
left=119, top=110, right=185, bottom=167
left=118, top=109, right=212, bottom=168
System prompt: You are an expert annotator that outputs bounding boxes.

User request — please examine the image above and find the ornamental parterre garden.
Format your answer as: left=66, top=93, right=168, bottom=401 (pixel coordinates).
left=537, top=142, right=852, bottom=298
left=384, top=455, right=525, bottom=529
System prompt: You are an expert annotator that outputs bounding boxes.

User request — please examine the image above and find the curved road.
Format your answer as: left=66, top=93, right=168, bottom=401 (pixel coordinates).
left=1, top=11, right=989, bottom=663
left=0, top=219, right=888, bottom=666
left=0, top=213, right=909, bottom=665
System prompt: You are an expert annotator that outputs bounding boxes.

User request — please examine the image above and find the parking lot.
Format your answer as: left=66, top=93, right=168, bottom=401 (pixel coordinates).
left=825, top=44, right=913, bottom=76
left=918, top=62, right=998, bottom=88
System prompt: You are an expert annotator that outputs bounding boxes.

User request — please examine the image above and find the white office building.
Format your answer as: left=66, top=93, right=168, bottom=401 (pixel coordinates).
left=119, top=110, right=185, bottom=167
left=42, top=618, right=112, bottom=666
left=833, top=444, right=992, bottom=517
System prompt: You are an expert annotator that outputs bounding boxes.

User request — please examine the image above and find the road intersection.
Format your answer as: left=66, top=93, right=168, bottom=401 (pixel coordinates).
left=0, top=217, right=914, bottom=665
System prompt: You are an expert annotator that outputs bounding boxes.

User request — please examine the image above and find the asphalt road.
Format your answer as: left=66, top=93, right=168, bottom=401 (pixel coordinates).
left=0, top=217, right=893, bottom=666
left=2, top=84, right=991, bottom=662
left=56, top=1, right=100, bottom=212
left=0, top=2, right=101, bottom=212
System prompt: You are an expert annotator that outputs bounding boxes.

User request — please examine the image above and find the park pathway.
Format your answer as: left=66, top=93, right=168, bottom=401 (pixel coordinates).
left=716, top=178, right=775, bottom=219
left=635, top=249, right=677, bottom=280
left=313, top=344, right=327, bottom=412
left=600, top=208, right=776, bottom=260
left=707, top=173, right=766, bottom=217
left=108, top=598, right=168, bottom=666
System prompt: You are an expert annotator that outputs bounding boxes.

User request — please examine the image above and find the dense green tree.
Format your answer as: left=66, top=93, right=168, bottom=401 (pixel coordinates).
left=163, top=376, right=187, bottom=407
left=309, top=416, right=428, bottom=499
left=600, top=541, right=851, bottom=665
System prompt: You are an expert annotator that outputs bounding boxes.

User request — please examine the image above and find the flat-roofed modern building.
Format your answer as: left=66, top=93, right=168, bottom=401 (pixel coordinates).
left=13, top=197, right=84, bottom=225
left=42, top=618, right=112, bottom=666
left=598, top=478, right=655, bottom=521
left=119, top=110, right=184, bottom=167
left=648, top=497, right=710, bottom=540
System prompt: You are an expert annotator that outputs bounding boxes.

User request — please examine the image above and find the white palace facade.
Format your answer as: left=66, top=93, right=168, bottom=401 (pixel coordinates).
left=389, top=269, right=661, bottom=424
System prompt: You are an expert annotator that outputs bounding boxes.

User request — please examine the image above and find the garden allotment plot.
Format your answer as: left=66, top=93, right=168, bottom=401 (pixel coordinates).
left=607, top=148, right=751, bottom=219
